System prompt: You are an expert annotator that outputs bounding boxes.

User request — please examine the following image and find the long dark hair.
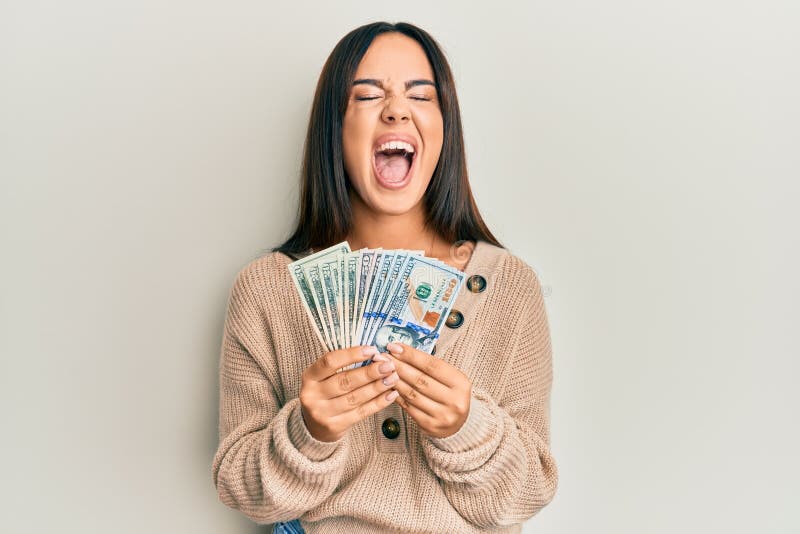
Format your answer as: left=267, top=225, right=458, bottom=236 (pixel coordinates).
left=273, top=21, right=502, bottom=257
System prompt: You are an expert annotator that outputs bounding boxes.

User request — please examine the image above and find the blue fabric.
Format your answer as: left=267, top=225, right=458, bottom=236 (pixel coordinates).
left=273, top=519, right=305, bottom=534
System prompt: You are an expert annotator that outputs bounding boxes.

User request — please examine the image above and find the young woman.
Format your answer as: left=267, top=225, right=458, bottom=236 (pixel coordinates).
left=212, top=21, right=558, bottom=534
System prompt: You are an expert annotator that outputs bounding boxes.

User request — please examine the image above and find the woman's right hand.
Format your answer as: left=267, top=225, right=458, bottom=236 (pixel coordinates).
left=299, top=345, right=400, bottom=442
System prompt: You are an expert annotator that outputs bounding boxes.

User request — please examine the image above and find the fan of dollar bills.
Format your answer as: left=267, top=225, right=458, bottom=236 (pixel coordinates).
left=288, top=241, right=466, bottom=370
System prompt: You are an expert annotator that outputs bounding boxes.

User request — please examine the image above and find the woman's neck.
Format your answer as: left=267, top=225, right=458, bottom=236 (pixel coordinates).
left=347, top=200, right=433, bottom=251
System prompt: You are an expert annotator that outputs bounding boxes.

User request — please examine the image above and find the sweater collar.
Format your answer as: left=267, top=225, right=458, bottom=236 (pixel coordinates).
left=431, top=239, right=508, bottom=356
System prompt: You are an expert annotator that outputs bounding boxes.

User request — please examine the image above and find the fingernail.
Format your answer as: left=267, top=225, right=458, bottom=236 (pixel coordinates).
left=379, top=361, right=394, bottom=374
left=386, top=342, right=403, bottom=354
left=385, top=390, right=399, bottom=401
left=371, top=353, right=388, bottom=362
left=382, top=372, right=399, bottom=386
left=361, top=345, right=378, bottom=356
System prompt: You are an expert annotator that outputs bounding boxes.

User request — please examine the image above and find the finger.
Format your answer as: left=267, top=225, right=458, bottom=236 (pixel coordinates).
left=391, top=376, right=443, bottom=419
left=326, top=368, right=400, bottom=417
left=338, top=384, right=401, bottom=428
left=385, top=352, right=451, bottom=404
left=393, top=390, right=437, bottom=433
left=386, top=342, right=458, bottom=388
left=305, top=345, right=378, bottom=381
left=319, top=352, right=396, bottom=400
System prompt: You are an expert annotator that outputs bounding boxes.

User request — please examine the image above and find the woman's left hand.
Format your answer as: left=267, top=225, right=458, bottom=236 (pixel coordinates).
left=384, top=342, right=472, bottom=439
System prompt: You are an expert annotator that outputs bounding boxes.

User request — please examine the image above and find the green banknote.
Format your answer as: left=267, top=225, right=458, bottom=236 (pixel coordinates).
left=287, top=241, right=466, bottom=372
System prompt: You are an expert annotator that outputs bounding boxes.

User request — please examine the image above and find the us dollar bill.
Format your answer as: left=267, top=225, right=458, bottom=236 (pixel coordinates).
left=344, top=252, right=361, bottom=348
left=368, top=255, right=465, bottom=355
left=353, top=249, right=379, bottom=349
left=360, top=250, right=394, bottom=345
left=319, top=256, right=344, bottom=350
left=287, top=242, right=350, bottom=352
left=363, top=250, right=412, bottom=346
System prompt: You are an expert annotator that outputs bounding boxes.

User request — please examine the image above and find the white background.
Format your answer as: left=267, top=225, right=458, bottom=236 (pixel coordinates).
left=1, top=1, right=798, bottom=533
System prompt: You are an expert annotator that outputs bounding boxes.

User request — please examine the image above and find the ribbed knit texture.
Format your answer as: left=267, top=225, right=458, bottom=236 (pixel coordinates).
left=211, top=240, right=558, bottom=533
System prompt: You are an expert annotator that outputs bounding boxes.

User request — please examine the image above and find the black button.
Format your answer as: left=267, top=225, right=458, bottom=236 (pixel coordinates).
left=431, top=346, right=437, bottom=355
left=466, top=274, right=487, bottom=293
left=445, top=309, right=464, bottom=329
left=382, top=417, right=401, bottom=439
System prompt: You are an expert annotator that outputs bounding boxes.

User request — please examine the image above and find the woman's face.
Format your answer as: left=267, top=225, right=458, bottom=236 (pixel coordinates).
left=342, top=32, right=444, bottom=217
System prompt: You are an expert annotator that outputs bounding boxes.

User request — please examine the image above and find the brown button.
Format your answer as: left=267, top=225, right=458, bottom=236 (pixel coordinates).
left=466, top=274, right=487, bottom=293
left=382, top=417, right=401, bottom=439
left=445, top=309, right=464, bottom=329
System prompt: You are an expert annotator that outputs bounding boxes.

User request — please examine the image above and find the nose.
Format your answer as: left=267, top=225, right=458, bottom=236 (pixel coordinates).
left=381, top=95, right=410, bottom=123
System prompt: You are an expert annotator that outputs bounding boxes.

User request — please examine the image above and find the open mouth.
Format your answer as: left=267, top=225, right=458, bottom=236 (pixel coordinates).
left=373, top=146, right=416, bottom=185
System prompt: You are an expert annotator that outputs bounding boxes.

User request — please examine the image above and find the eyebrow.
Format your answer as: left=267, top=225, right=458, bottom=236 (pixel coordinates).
left=352, top=78, right=437, bottom=90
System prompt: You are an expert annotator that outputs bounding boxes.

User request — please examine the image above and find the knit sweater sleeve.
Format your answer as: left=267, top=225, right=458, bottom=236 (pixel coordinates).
left=420, top=262, right=559, bottom=528
left=211, top=264, right=350, bottom=524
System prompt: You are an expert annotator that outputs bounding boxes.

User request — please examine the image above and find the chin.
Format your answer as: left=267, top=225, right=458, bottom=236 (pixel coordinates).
left=368, top=194, right=421, bottom=216
left=349, top=165, right=430, bottom=216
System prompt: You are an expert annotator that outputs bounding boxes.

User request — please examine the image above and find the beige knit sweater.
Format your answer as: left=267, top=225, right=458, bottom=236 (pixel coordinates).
left=211, top=239, right=558, bottom=533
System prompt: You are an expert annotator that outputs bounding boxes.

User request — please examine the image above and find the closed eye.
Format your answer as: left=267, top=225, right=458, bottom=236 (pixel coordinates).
left=354, top=96, right=432, bottom=101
